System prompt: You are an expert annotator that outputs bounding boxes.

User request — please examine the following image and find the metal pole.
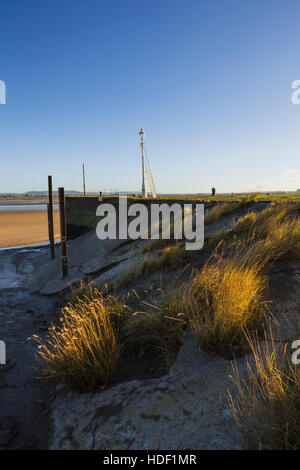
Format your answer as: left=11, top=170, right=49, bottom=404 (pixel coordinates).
left=47, top=175, right=55, bottom=258
left=58, top=187, right=68, bottom=278
left=139, top=129, right=147, bottom=197
left=82, top=163, right=86, bottom=196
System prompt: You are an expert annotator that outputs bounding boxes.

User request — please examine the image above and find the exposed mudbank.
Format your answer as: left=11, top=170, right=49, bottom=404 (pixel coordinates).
left=1, top=200, right=299, bottom=449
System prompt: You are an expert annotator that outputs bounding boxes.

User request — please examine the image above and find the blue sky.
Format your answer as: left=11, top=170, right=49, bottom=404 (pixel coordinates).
left=1, top=0, right=300, bottom=194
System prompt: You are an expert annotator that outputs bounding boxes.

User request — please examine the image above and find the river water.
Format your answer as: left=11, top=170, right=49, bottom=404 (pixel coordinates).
left=0, top=204, right=59, bottom=212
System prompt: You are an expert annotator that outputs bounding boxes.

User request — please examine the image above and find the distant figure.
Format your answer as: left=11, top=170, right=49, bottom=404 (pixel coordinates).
left=98, top=191, right=103, bottom=202
left=211, top=187, right=216, bottom=196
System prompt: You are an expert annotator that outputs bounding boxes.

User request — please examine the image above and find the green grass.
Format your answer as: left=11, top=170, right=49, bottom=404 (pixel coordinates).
left=158, top=193, right=300, bottom=201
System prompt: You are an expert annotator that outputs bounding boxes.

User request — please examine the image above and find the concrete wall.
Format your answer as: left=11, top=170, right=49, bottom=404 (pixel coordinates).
left=66, top=196, right=214, bottom=240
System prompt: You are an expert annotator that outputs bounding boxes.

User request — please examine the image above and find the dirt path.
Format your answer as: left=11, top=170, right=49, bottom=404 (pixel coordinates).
left=0, top=288, right=60, bottom=449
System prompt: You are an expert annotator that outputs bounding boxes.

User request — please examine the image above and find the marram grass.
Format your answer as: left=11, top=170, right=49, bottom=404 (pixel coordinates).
left=181, top=245, right=268, bottom=357
left=34, top=292, right=127, bottom=391
left=229, top=329, right=300, bottom=449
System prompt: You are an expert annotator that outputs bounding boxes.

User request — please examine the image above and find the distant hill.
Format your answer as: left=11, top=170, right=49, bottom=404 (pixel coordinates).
left=23, top=190, right=82, bottom=196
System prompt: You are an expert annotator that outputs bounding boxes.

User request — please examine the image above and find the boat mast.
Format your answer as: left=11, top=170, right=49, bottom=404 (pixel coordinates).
left=139, top=128, right=147, bottom=197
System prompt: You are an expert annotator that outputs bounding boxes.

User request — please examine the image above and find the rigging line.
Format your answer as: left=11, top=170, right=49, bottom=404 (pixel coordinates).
left=143, top=146, right=152, bottom=185
left=144, top=144, right=151, bottom=169
left=144, top=144, right=157, bottom=197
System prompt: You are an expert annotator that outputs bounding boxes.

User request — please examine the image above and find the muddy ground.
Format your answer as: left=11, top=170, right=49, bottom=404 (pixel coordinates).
left=1, top=200, right=299, bottom=449
left=0, top=245, right=63, bottom=449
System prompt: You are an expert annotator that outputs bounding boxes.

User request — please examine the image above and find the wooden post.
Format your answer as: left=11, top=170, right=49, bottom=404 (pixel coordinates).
left=47, top=175, right=55, bottom=258
left=58, top=187, right=68, bottom=278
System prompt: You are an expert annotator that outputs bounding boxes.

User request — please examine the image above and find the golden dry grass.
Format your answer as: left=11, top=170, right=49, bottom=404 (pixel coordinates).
left=252, top=217, right=300, bottom=262
left=34, top=292, right=127, bottom=391
left=181, top=245, right=267, bottom=357
left=229, top=330, right=300, bottom=449
left=34, top=201, right=300, bottom=397
left=35, top=285, right=185, bottom=391
left=233, top=203, right=294, bottom=235
left=205, top=202, right=240, bottom=225
left=204, top=194, right=258, bottom=226
left=233, top=204, right=300, bottom=263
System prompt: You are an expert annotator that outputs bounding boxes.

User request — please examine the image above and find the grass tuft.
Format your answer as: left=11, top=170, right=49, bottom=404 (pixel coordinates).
left=233, top=204, right=300, bottom=263
left=34, top=291, right=128, bottom=391
left=34, top=286, right=185, bottom=391
left=204, top=195, right=258, bottom=226
left=229, top=329, right=300, bottom=449
left=205, top=202, right=240, bottom=225
left=118, top=244, right=189, bottom=288
left=123, top=308, right=185, bottom=371
left=181, top=246, right=267, bottom=357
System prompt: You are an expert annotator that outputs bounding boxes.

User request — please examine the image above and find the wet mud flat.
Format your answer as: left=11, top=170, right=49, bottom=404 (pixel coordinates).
left=0, top=209, right=60, bottom=249
left=0, top=247, right=61, bottom=449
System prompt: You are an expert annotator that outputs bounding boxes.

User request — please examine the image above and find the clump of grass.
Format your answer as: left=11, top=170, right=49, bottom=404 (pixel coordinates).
left=146, top=244, right=188, bottom=270
left=123, top=308, right=185, bottom=370
left=240, top=193, right=259, bottom=205
left=142, top=211, right=186, bottom=253
left=122, top=285, right=186, bottom=370
left=232, top=203, right=300, bottom=262
left=142, top=238, right=178, bottom=252
left=205, top=229, right=229, bottom=247
left=253, top=217, right=300, bottom=262
left=205, top=202, right=239, bottom=225
left=158, top=286, right=183, bottom=317
left=229, top=330, right=300, bottom=449
left=141, top=244, right=192, bottom=275
left=181, top=246, right=267, bottom=357
left=230, top=204, right=300, bottom=266
left=34, top=292, right=128, bottom=391
left=67, top=281, right=106, bottom=306
left=35, top=284, right=186, bottom=391
left=233, top=211, right=258, bottom=233
left=117, top=264, right=144, bottom=288
left=234, top=204, right=294, bottom=236
left=205, top=196, right=258, bottom=226
left=118, top=244, right=190, bottom=288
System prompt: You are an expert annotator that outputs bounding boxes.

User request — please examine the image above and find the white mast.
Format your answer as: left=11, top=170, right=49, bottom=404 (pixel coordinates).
left=139, top=128, right=147, bottom=197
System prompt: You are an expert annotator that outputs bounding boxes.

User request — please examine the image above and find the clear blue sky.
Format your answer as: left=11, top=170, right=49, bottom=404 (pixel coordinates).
left=1, top=0, right=300, bottom=194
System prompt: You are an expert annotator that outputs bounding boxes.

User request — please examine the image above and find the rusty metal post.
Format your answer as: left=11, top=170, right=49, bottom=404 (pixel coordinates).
left=58, top=187, right=68, bottom=278
left=47, top=175, right=55, bottom=258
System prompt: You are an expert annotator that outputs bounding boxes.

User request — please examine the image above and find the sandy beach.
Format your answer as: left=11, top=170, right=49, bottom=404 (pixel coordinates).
left=0, top=210, right=60, bottom=248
